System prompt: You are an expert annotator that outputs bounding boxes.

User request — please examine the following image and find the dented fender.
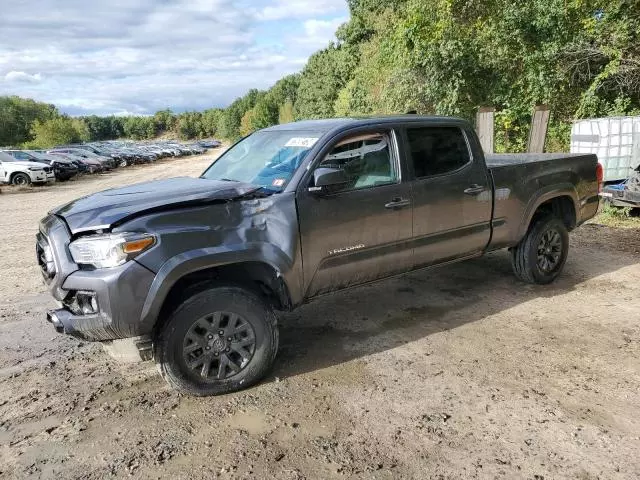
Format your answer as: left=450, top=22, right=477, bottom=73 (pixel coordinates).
left=137, top=242, right=298, bottom=333
left=110, top=192, right=303, bottom=334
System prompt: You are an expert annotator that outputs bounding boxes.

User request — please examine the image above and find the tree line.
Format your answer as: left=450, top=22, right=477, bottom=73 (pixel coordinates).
left=2, top=0, right=639, bottom=151
left=0, top=97, right=227, bottom=148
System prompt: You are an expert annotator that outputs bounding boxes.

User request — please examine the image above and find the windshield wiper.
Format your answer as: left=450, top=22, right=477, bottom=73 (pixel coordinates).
left=236, top=186, right=277, bottom=199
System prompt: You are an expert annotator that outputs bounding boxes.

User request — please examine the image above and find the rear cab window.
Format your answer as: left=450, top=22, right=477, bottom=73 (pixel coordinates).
left=405, top=126, right=471, bottom=178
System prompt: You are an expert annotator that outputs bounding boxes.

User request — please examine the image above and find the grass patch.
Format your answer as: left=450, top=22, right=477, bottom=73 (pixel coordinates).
left=593, top=205, right=640, bottom=228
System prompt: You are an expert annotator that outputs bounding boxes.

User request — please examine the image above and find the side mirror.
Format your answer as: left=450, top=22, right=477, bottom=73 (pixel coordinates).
left=309, top=167, right=349, bottom=193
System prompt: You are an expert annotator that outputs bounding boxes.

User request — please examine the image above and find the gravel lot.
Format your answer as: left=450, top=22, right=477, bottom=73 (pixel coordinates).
left=1, top=152, right=639, bottom=479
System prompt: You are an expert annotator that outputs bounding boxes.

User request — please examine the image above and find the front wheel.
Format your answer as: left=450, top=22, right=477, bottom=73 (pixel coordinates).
left=11, top=172, right=31, bottom=186
left=154, top=286, right=279, bottom=396
left=511, top=215, right=569, bottom=284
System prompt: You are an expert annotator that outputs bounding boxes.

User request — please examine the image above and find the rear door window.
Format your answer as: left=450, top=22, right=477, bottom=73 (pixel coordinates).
left=406, top=127, right=470, bottom=178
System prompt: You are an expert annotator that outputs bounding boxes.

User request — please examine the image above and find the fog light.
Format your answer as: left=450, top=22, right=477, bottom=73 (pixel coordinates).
left=78, top=291, right=98, bottom=314
left=66, top=291, right=99, bottom=315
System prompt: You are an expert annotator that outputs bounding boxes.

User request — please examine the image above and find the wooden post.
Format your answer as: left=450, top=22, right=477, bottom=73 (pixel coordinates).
left=475, top=107, right=495, bottom=153
left=527, top=105, right=550, bottom=153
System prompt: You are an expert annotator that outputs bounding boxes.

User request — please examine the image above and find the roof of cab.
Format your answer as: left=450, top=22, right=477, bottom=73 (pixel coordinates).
left=261, top=115, right=469, bottom=133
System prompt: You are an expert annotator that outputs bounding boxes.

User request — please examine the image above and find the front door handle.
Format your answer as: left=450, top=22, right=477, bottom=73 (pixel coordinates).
left=385, top=197, right=411, bottom=209
left=464, top=184, right=485, bottom=195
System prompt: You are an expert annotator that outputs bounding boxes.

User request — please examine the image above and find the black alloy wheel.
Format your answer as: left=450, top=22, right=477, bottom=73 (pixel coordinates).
left=536, top=228, right=563, bottom=273
left=182, top=311, right=257, bottom=380
left=155, top=285, right=279, bottom=396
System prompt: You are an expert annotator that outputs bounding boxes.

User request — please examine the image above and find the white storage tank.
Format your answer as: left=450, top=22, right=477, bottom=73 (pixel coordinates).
left=570, top=116, right=640, bottom=182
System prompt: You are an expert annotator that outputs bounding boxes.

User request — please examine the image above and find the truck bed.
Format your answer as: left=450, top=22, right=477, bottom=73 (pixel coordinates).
left=485, top=152, right=599, bottom=250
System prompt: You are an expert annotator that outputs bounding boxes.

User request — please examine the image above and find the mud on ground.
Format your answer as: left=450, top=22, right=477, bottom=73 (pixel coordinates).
left=1, top=153, right=639, bottom=479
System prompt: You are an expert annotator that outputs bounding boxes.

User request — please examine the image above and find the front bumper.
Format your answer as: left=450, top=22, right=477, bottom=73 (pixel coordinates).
left=31, top=171, right=49, bottom=183
left=47, top=310, right=152, bottom=361
left=38, top=215, right=156, bottom=342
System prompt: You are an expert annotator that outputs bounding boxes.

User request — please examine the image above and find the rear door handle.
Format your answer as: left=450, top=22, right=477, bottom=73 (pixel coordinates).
left=464, top=184, right=485, bottom=195
left=385, top=197, right=411, bottom=209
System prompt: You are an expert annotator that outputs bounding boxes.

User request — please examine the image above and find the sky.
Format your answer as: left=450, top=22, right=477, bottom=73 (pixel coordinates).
left=0, top=0, right=349, bottom=116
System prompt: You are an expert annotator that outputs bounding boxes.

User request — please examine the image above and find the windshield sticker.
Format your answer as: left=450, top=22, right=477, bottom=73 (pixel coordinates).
left=285, top=137, right=319, bottom=148
left=272, top=178, right=286, bottom=187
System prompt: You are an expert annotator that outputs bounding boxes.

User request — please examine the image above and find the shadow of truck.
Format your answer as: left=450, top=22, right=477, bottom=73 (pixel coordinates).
left=274, top=225, right=640, bottom=379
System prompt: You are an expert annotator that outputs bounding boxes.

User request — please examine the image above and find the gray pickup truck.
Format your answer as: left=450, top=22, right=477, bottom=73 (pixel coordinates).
left=38, top=116, right=601, bottom=396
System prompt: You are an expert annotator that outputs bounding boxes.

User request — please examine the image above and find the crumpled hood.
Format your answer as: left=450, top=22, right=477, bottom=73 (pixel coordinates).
left=51, top=177, right=259, bottom=234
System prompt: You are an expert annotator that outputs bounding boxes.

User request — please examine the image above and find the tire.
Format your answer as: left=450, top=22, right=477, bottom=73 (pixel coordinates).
left=154, top=286, right=279, bottom=396
left=510, top=215, right=569, bottom=284
left=11, top=172, right=31, bottom=186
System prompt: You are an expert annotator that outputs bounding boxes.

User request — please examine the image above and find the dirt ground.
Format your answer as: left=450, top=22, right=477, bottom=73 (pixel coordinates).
left=1, top=153, right=639, bottom=479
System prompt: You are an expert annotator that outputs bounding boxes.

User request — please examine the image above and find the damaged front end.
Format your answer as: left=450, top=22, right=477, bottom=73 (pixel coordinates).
left=38, top=177, right=303, bottom=348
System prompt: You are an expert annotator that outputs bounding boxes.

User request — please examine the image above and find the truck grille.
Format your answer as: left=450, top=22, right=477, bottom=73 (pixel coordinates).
left=36, top=233, right=56, bottom=281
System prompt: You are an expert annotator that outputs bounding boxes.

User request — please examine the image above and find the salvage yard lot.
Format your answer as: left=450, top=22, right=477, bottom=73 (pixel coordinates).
left=1, top=152, right=639, bottom=479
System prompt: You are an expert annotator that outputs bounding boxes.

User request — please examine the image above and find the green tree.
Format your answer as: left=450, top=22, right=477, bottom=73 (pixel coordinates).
left=278, top=99, right=295, bottom=124
left=28, top=116, right=88, bottom=148
left=153, top=109, right=176, bottom=133
left=239, top=109, right=257, bottom=137
left=294, top=44, right=359, bottom=119
left=82, top=115, right=118, bottom=141
left=250, top=97, right=278, bottom=130
left=218, top=89, right=264, bottom=140
left=201, top=108, right=224, bottom=137
left=123, top=116, right=156, bottom=140
left=0, top=96, right=58, bottom=146
left=176, top=111, right=203, bottom=140
left=107, top=116, right=125, bottom=139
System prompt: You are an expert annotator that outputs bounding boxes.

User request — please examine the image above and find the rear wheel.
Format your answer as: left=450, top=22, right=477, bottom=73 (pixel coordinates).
left=511, top=215, right=569, bottom=284
left=154, top=286, right=278, bottom=396
left=11, top=172, right=31, bottom=186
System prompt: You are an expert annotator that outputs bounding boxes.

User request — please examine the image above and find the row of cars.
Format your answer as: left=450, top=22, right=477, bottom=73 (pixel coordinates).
left=0, top=139, right=221, bottom=186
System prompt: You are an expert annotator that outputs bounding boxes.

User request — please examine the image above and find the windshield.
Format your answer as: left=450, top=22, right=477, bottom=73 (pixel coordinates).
left=201, top=130, right=322, bottom=192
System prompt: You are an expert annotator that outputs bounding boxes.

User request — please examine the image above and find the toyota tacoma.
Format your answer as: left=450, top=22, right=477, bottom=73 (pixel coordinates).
left=38, top=116, right=601, bottom=396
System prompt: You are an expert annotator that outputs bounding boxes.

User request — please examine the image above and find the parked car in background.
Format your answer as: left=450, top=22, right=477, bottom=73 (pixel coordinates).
left=16, top=151, right=79, bottom=181
left=0, top=151, right=55, bottom=185
left=47, top=152, right=103, bottom=174
left=65, top=144, right=131, bottom=166
left=198, top=139, right=221, bottom=148
left=601, top=166, right=640, bottom=214
left=48, top=148, right=116, bottom=170
left=2, top=139, right=219, bottom=184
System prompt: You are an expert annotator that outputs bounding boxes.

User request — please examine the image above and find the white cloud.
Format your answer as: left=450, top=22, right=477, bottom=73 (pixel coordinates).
left=0, top=0, right=350, bottom=115
left=256, top=0, right=348, bottom=21
left=4, top=71, right=43, bottom=83
left=303, top=17, right=348, bottom=46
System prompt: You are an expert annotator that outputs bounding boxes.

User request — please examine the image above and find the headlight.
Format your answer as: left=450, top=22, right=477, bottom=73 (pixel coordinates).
left=29, top=167, right=43, bottom=171
left=69, top=233, right=155, bottom=268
